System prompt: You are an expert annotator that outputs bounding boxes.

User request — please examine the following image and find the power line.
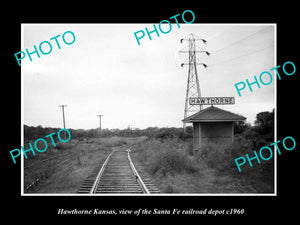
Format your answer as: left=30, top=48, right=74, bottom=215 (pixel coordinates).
left=208, top=44, right=274, bottom=67
left=209, top=26, right=273, bottom=55
left=204, top=27, right=233, bottom=41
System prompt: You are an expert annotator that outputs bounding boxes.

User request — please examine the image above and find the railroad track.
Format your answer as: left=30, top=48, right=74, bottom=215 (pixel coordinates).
left=78, top=147, right=160, bottom=194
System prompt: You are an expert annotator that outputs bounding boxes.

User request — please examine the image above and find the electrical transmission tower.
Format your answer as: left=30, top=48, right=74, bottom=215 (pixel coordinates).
left=180, top=33, right=209, bottom=129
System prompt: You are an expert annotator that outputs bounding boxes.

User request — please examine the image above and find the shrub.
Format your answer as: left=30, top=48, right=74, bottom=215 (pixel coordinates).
left=102, top=136, right=127, bottom=147
left=198, top=141, right=234, bottom=170
left=197, top=136, right=274, bottom=189
left=56, top=142, right=73, bottom=150
left=134, top=139, right=198, bottom=176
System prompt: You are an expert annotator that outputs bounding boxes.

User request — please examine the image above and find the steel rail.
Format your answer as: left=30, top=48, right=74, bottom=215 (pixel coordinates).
left=89, top=149, right=116, bottom=194
left=24, top=152, right=72, bottom=169
left=127, top=148, right=150, bottom=194
left=87, top=147, right=151, bottom=194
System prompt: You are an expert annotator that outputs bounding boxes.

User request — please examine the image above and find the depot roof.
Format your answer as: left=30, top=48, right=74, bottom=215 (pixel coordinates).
left=182, top=105, right=246, bottom=123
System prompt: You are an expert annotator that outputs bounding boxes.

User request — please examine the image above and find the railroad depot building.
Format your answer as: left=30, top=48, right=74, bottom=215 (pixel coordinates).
left=182, top=106, right=246, bottom=154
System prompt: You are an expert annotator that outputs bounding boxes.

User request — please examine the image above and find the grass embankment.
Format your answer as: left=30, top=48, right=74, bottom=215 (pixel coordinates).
left=24, top=136, right=139, bottom=193
left=132, top=138, right=274, bottom=194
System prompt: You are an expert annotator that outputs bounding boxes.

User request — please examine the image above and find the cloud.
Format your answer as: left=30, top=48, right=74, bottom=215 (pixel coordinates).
left=23, top=24, right=275, bottom=129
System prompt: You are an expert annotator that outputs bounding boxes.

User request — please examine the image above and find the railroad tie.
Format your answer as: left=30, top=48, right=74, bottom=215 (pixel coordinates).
left=78, top=147, right=158, bottom=194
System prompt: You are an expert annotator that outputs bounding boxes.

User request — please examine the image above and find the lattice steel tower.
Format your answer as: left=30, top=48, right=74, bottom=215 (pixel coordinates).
left=180, top=33, right=209, bottom=128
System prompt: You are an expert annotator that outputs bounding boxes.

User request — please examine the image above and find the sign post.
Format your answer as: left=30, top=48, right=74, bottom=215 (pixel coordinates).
left=189, top=97, right=235, bottom=105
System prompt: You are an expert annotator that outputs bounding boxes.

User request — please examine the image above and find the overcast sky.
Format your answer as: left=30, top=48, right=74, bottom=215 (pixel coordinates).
left=22, top=24, right=275, bottom=129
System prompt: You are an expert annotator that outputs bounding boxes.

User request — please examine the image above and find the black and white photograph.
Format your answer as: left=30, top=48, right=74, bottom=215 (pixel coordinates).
left=4, top=4, right=298, bottom=221
left=21, top=24, right=275, bottom=195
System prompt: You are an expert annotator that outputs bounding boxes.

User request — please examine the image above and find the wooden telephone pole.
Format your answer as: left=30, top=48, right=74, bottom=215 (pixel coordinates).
left=97, top=115, right=104, bottom=138
left=58, top=105, right=67, bottom=129
left=58, top=105, right=68, bottom=139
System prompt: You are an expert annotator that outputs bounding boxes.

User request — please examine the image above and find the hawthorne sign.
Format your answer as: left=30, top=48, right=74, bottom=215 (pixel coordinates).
left=189, top=97, right=235, bottom=105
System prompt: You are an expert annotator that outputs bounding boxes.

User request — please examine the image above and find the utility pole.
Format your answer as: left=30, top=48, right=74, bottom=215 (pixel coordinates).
left=58, top=105, right=67, bottom=129
left=58, top=105, right=67, bottom=139
left=97, top=115, right=104, bottom=138
left=180, top=33, right=209, bottom=130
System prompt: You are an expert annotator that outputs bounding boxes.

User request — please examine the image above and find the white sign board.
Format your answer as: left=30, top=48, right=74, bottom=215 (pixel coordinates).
left=189, top=97, right=235, bottom=105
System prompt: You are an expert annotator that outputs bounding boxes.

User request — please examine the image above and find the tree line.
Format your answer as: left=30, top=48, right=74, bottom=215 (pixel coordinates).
left=24, top=109, right=274, bottom=144
left=23, top=125, right=193, bottom=141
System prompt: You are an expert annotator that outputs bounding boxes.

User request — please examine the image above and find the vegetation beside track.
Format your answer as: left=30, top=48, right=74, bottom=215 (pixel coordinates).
left=24, top=137, right=142, bottom=193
